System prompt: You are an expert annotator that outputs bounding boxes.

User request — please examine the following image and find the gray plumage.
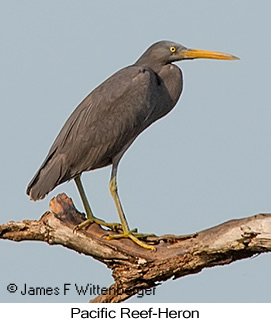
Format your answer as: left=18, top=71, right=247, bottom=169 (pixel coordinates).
left=27, top=40, right=237, bottom=203
left=27, top=41, right=183, bottom=200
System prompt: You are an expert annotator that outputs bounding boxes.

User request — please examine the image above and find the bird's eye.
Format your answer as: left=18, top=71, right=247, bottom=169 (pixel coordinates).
left=170, top=46, right=176, bottom=53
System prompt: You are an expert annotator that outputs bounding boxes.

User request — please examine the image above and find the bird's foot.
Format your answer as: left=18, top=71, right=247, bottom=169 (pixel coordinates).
left=107, top=231, right=156, bottom=250
left=73, top=217, right=122, bottom=232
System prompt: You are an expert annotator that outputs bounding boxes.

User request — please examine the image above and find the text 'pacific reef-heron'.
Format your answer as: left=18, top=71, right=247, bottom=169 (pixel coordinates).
left=27, top=40, right=238, bottom=250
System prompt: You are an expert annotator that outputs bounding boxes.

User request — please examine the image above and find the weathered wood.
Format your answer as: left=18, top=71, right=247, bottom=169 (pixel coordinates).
left=1, top=193, right=271, bottom=303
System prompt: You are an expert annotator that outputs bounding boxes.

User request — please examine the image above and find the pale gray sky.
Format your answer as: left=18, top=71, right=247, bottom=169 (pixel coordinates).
left=1, top=0, right=271, bottom=302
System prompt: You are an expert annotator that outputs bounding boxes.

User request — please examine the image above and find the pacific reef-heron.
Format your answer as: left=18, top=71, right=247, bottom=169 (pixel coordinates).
left=27, top=40, right=238, bottom=250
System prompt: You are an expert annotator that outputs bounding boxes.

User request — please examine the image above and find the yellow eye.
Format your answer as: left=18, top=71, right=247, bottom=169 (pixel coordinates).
left=170, top=46, right=176, bottom=53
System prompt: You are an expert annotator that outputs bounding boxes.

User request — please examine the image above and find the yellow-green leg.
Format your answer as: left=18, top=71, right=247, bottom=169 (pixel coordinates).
left=74, top=175, right=121, bottom=231
left=107, top=174, right=155, bottom=250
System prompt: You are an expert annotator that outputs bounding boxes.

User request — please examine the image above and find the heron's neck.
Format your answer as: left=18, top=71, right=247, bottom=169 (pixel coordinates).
left=134, top=57, right=167, bottom=74
left=158, top=64, right=183, bottom=107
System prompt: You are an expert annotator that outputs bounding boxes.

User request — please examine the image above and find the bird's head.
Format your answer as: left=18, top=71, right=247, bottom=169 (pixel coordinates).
left=135, top=40, right=238, bottom=69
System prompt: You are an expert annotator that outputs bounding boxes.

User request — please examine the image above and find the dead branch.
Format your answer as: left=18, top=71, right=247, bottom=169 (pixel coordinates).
left=1, top=193, right=271, bottom=303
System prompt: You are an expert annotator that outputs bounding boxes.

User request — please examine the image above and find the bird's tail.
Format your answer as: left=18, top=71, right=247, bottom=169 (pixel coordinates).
left=26, top=152, right=66, bottom=201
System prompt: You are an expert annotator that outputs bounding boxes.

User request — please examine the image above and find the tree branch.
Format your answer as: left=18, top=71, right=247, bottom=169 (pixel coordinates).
left=1, top=193, right=271, bottom=303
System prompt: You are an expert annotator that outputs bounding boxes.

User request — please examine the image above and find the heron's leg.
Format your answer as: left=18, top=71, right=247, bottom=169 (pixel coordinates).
left=74, top=175, right=95, bottom=220
left=74, top=175, right=121, bottom=231
left=107, top=165, right=155, bottom=250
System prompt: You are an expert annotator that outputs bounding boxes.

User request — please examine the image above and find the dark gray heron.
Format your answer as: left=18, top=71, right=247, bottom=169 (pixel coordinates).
left=27, top=40, right=238, bottom=250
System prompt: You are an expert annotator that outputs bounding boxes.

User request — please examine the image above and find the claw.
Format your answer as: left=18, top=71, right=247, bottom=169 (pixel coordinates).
left=107, top=231, right=156, bottom=250
left=73, top=217, right=122, bottom=233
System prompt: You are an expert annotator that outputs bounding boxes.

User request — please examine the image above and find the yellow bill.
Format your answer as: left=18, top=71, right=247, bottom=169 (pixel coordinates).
left=181, top=48, right=239, bottom=60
